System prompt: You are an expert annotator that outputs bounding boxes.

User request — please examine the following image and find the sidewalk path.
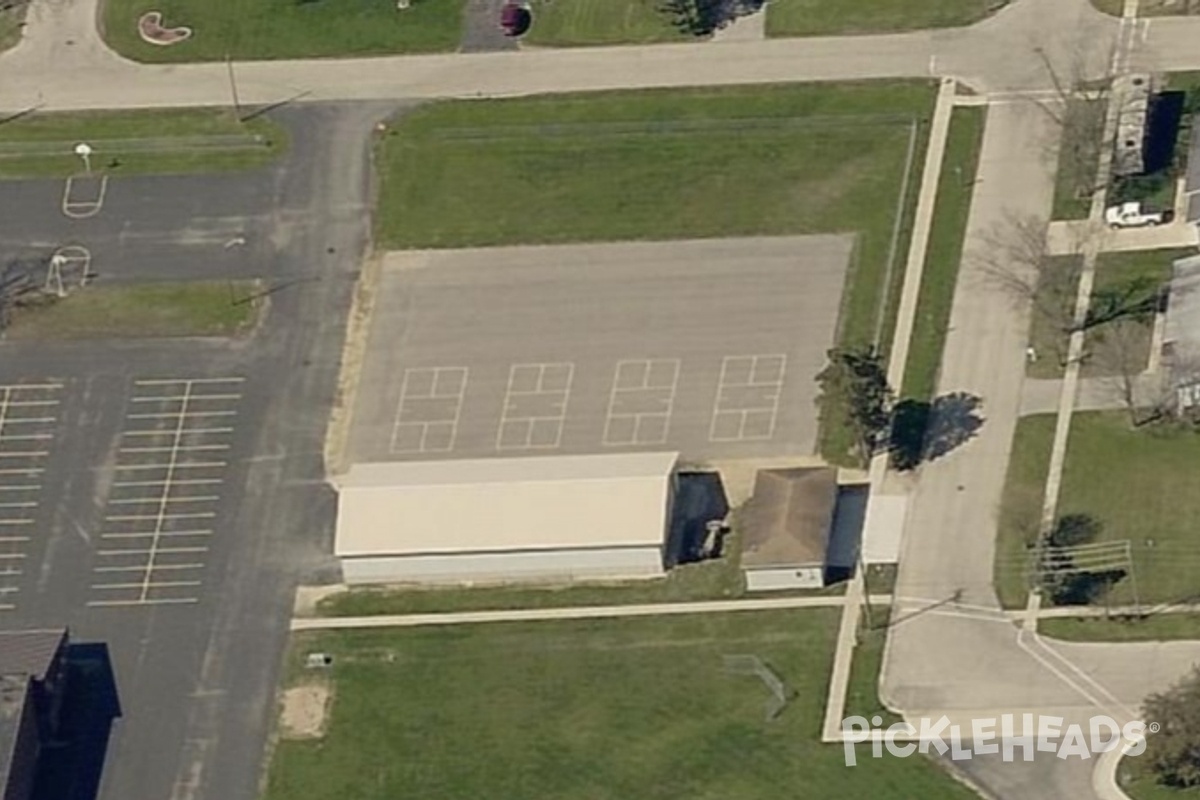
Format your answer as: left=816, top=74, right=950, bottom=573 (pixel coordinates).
left=1019, top=375, right=1162, bottom=416
left=290, top=594, right=895, bottom=630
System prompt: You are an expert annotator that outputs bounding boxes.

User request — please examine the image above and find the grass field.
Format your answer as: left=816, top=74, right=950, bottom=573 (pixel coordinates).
left=996, top=411, right=1200, bottom=608
left=1026, top=255, right=1083, bottom=379
left=1041, top=613, right=1200, bottom=642
left=0, top=0, right=26, bottom=52
left=5, top=281, right=263, bottom=339
left=524, top=0, right=688, bottom=46
left=375, top=82, right=934, bottom=465
left=1093, top=0, right=1200, bottom=15
left=766, top=0, right=1007, bottom=37
left=101, top=0, right=464, bottom=62
left=1081, top=248, right=1193, bottom=377
left=901, top=106, right=987, bottom=400
left=263, top=610, right=976, bottom=800
left=0, top=108, right=285, bottom=178
left=1051, top=99, right=1106, bottom=221
left=994, top=414, right=1056, bottom=608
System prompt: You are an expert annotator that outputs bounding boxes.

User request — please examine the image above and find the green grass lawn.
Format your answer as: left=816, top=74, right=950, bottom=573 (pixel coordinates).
left=766, top=0, right=1007, bottom=37
left=1081, top=249, right=1193, bottom=378
left=5, top=281, right=263, bottom=339
left=0, top=0, right=27, bottom=52
left=901, top=106, right=987, bottom=400
left=375, top=82, right=934, bottom=466
left=844, top=611, right=900, bottom=724
left=994, top=414, right=1056, bottom=607
left=1093, top=0, right=1200, bottom=15
left=1051, top=99, right=1106, bottom=221
left=0, top=108, right=285, bottom=178
left=101, top=0, right=464, bottom=62
left=523, top=0, right=689, bottom=46
left=1041, top=613, right=1200, bottom=642
left=1026, top=255, right=1083, bottom=379
left=999, top=412, right=1200, bottom=609
left=264, top=610, right=977, bottom=800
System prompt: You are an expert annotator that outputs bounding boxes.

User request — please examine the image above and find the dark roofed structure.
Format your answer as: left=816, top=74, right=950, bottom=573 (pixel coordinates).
left=1164, top=254, right=1200, bottom=410
left=0, top=629, right=68, bottom=800
left=741, top=467, right=838, bottom=578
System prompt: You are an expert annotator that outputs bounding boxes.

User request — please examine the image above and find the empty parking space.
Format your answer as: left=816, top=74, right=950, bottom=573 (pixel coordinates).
left=0, top=383, right=63, bottom=610
left=349, top=237, right=852, bottom=463
left=89, top=377, right=243, bottom=608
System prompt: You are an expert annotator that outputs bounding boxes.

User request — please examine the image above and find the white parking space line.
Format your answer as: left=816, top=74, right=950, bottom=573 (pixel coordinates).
left=709, top=354, right=788, bottom=442
left=495, top=362, right=574, bottom=451
left=389, top=366, right=468, bottom=454
left=89, top=377, right=241, bottom=608
left=0, top=382, right=64, bottom=611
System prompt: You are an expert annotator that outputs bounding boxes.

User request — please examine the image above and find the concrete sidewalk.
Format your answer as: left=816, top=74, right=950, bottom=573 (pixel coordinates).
left=290, top=594, right=895, bottom=630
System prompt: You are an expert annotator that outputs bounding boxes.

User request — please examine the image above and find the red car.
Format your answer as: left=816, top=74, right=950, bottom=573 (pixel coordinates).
left=499, top=3, right=531, bottom=36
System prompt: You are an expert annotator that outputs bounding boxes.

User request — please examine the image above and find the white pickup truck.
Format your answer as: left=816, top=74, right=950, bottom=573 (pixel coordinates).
left=1104, top=201, right=1175, bottom=229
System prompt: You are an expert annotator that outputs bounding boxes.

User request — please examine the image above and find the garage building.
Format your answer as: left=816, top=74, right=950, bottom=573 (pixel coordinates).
left=333, top=452, right=679, bottom=585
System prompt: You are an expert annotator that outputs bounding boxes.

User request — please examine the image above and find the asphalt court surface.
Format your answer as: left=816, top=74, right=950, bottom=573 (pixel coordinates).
left=89, top=377, right=244, bottom=608
left=0, top=382, right=63, bottom=610
left=350, top=236, right=853, bottom=463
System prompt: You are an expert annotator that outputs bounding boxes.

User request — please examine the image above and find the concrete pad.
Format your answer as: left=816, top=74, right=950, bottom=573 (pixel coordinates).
left=346, top=236, right=853, bottom=465
left=1046, top=219, right=1199, bottom=257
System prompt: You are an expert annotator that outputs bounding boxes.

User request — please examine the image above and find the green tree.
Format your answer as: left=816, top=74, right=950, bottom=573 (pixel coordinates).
left=1144, top=666, right=1200, bottom=788
left=817, top=346, right=893, bottom=466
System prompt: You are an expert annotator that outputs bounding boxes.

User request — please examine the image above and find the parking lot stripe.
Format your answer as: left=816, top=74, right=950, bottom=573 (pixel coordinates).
left=0, top=451, right=49, bottom=458
left=91, top=580, right=203, bottom=590
left=87, top=598, right=199, bottom=607
left=114, top=461, right=226, bottom=471
left=0, top=537, right=30, bottom=543
left=112, top=478, right=221, bottom=488
left=130, top=393, right=242, bottom=403
left=127, top=410, right=238, bottom=420
left=135, top=377, right=244, bottom=386
left=100, top=530, right=212, bottom=540
left=118, top=444, right=229, bottom=454
left=94, top=563, right=204, bottom=573
left=105, top=512, right=216, bottom=521
left=0, top=502, right=37, bottom=509
left=0, top=520, right=33, bottom=526
left=0, top=554, right=26, bottom=560
left=122, top=427, right=234, bottom=437
left=107, top=495, right=221, bottom=505
left=97, top=546, right=209, bottom=556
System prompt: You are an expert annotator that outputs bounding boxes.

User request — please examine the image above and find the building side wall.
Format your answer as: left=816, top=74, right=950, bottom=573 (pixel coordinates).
left=745, top=567, right=823, bottom=592
left=341, top=546, right=665, bottom=586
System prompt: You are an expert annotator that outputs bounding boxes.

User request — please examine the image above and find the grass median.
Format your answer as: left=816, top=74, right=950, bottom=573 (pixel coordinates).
left=102, top=0, right=464, bottom=62
left=0, top=108, right=286, bottom=178
left=376, top=82, right=934, bottom=465
left=1041, top=613, right=1200, bottom=642
left=264, top=610, right=976, bottom=800
left=523, top=0, right=687, bottom=45
left=900, top=106, right=987, bottom=401
left=994, top=413, right=1056, bottom=608
left=5, top=281, right=263, bottom=340
left=766, top=0, right=1008, bottom=36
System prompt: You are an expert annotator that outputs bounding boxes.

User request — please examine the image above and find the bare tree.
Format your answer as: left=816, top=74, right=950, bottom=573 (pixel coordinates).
left=1091, top=316, right=1164, bottom=426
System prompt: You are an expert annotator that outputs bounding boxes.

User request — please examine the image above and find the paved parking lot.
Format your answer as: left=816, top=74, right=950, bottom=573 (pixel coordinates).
left=89, top=377, right=245, bottom=608
left=348, top=236, right=853, bottom=464
left=0, top=382, right=63, bottom=610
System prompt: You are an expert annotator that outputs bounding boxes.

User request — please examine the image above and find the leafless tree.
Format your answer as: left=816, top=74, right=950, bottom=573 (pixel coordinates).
left=1091, top=316, right=1165, bottom=426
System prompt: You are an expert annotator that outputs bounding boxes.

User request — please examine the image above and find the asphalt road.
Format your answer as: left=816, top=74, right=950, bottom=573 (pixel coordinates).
left=0, top=102, right=391, bottom=800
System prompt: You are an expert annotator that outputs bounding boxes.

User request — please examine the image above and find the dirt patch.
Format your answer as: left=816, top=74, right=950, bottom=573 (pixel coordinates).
left=279, top=682, right=332, bottom=740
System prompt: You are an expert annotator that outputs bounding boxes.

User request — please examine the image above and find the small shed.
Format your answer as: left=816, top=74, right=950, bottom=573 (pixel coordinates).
left=333, top=452, right=679, bottom=586
left=740, top=467, right=845, bottom=591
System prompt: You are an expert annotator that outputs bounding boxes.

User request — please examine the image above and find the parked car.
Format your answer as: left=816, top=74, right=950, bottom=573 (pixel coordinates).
left=1104, top=201, right=1174, bottom=229
left=499, top=3, right=531, bottom=36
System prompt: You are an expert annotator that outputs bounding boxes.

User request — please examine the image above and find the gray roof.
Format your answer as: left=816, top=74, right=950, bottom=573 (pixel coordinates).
left=0, top=676, right=30, bottom=796
left=1165, top=255, right=1200, bottom=377
left=0, top=629, right=67, bottom=681
left=740, top=467, right=838, bottom=569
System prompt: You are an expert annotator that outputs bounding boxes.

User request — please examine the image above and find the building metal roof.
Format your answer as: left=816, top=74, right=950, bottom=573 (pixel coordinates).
left=1165, top=254, right=1200, bottom=376
left=334, top=452, right=678, bottom=557
left=0, top=675, right=30, bottom=798
left=740, top=467, right=838, bottom=569
left=0, top=629, right=67, bottom=682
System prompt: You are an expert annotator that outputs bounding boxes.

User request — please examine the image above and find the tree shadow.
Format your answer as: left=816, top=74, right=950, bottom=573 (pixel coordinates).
left=889, top=392, right=985, bottom=471
left=658, top=0, right=765, bottom=36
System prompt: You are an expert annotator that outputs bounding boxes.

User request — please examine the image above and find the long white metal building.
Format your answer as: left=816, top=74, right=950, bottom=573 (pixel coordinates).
left=333, top=452, right=679, bottom=585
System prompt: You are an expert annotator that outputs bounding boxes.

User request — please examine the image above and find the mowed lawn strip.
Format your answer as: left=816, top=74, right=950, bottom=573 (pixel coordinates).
left=102, top=0, right=465, bottom=62
left=901, top=105, right=987, bottom=400
left=0, top=108, right=286, bottom=178
left=1041, top=613, right=1200, bottom=642
left=264, top=611, right=978, bottom=800
left=994, top=413, right=1057, bottom=608
left=523, top=0, right=688, bottom=45
left=767, top=0, right=1008, bottom=36
left=5, top=281, right=263, bottom=339
left=376, top=82, right=936, bottom=464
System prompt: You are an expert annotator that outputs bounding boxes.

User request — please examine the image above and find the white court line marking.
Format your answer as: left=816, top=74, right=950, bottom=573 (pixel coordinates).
left=62, top=174, right=108, bottom=219
left=88, top=598, right=199, bottom=608
left=495, top=362, right=574, bottom=451
left=602, top=358, right=680, bottom=446
left=389, top=366, right=469, bottom=454
left=136, top=377, right=244, bottom=386
left=708, top=354, right=787, bottom=442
